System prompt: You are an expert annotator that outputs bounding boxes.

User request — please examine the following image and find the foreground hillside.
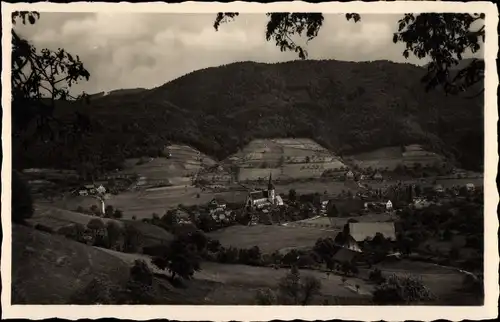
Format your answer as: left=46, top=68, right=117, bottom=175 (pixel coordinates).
left=14, top=60, right=483, bottom=172
left=11, top=224, right=131, bottom=304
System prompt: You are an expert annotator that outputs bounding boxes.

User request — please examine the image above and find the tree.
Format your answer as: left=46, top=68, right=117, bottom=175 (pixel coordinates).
left=12, top=170, right=34, bottom=224
left=255, top=288, right=277, bottom=305
left=113, top=209, right=123, bottom=219
left=213, top=12, right=484, bottom=97
left=372, top=274, right=435, bottom=305
left=166, top=238, right=202, bottom=280
left=123, top=223, right=143, bottom=253
left=130, top=260, right=153, bottom=286
left=161, top=210, right=179, bottom=232
left=11, top=12, right=91, bottom=171
left=288, top=189, right=297, bottom=202
left=106, top=221, right=124, bottom=250
left=104, top=205, right=114, bottom=218
left=276, top=266, right=322, bottom=305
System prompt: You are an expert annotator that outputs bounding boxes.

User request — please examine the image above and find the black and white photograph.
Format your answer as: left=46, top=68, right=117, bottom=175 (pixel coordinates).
left=1, top=1, right=498, bottom=320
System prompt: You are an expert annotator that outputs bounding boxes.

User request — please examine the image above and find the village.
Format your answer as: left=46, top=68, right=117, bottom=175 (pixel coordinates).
left=22, top=138, right=483, bottom=304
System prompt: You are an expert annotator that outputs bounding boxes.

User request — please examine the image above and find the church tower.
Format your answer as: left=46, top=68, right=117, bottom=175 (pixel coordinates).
left=267, top=172, right=275, bottom=203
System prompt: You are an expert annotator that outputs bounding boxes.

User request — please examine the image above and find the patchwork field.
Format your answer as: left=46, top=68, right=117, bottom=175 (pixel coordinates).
left=228, top=138, right=346, bottom=181
left=121, top=144, right=217, bottom=187
left=207, top=224, right=337, bottom=253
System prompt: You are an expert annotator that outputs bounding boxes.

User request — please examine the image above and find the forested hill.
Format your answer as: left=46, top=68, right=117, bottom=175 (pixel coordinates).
left=14, top=59, right=484, bottom=173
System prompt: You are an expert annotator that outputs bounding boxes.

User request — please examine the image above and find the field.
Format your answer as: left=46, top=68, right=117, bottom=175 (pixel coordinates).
left=228, top=138, right=346, bottom=181
left=102, top=244, right=469, bottom=305
left=346, top=145, right=444, bottom=170
left=207, top=225, right=337, bottom=253
left=28, top=204, right=124, bottom=230
left=101, top=248, right=373, bottom=304
left=288, top=213, right=395, bottom=229
left=29, top=203, right=175, bottom=246
left=121, top=144, right=217, bottom=187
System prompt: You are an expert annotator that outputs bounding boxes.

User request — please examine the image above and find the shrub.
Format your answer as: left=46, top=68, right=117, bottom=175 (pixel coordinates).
left=70, top=277, right=121, bottom=304
left=369, top=268, right=386, bottom=284
left=105, top=205, right=114, bottom=217
left=372, top=274, right=435, bottom=305
left=130, top=259, right=153, bottom=286
left=123, top=223, right=144, bottom=253
left=106, top=221, right=124, bottom=250
left=277, top=266, right=322, bottom=305
left=113, top=209, right=123, bottom=219
left=255, top=288, right=277, bottom=305
left=12, top=170, right=34, bottom=224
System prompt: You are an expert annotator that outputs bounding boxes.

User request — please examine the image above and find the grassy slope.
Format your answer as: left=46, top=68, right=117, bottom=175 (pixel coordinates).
left=15, top=60, right=483, bottom=172
left=11, top=224, right=131, bottom=304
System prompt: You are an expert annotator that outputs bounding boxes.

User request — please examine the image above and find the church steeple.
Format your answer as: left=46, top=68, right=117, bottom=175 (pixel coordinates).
left=268, top=172, right=275, bottom=190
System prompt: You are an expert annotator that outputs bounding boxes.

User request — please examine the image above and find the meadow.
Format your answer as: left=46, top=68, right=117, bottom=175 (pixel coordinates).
left=207, top=224, right=337, bottom=253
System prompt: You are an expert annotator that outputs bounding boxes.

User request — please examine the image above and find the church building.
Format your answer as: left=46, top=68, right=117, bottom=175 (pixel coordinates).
left=245, top=173, right=284, bottom=210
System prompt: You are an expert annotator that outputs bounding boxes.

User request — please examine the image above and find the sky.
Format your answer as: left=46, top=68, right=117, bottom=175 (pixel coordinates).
left=14, top=12, right=483, bottom=95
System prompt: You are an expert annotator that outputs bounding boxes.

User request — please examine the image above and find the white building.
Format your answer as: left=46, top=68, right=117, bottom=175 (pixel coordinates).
left=245, top=173, right=284, bottom=209
left=386, top=200, right=393, bottom=211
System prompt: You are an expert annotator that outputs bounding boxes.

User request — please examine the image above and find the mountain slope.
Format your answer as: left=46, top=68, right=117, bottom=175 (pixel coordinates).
left=14, top=59, right=484, bottom=172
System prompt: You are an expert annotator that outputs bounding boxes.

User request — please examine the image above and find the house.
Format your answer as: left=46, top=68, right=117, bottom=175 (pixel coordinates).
left=373, top=172, right=383, bottom=181
left=434, top=184, right=445, bottom=193
left=96, top=185, right=106, bottom=195
left=412, top=198, right=431, bottom=209
left=466, top=183, right=475, bottom=192
left=332, top=247, right=360, bottom=263
left=385, top=200, right=393, bottom=211
left=209, top=197, right=227, bottom=210
left=345, top=170, right=355, bottom=180
left=246, top=173, right=284, bottom=209
left=338, top=233, right=363, bottom=253
left=348, top=222, right=397, bottom=242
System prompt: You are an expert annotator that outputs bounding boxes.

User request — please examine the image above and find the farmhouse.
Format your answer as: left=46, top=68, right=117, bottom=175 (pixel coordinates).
left=332, top=247, right=360, bottom=263
left=434, top=184, right=445, bottom=193
left=245, top=174, right=284, bottom=209
left=345, top=170, right=355, bottom=180
left=209, top=197, right=227, bottom=210
left=348, top=222, right=396, bottom=242
left=373, top=172, right=383, bottom=180
left=386, top=200, right=393, bottom=211
left=466, top=183, right=476, bottom=192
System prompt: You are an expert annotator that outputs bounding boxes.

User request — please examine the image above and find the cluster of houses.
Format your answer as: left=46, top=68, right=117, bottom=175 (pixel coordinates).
left=74, top=184, right=107, bottom=197
left=345, top=169, right=385, bottom=182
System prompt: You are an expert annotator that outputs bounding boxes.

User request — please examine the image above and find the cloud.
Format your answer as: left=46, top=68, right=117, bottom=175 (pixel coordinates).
left=13, top=12, right=483, bottom=94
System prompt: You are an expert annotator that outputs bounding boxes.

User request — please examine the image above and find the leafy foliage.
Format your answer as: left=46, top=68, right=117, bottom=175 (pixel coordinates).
left=151, top=232, right=203, bottom=280
left=372, top=273, right=435, bottom=305
left=11, top=11, right=91, bottom=145
left=277, top=266, right=322, bottom=305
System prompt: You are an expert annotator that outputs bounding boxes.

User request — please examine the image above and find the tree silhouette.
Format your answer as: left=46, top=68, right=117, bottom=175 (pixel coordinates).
left=213, top=11, right=485, bottom=97
left=11, top=11, right=92, bottom=174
